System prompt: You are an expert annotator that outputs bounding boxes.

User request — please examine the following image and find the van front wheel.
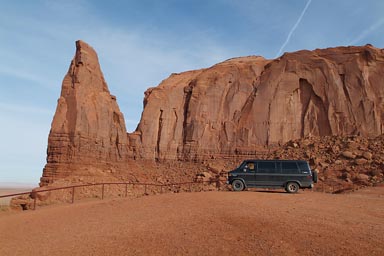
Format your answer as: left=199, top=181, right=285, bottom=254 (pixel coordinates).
left=285, top=182, right=299, bottom=193
left=232, top=180, right=245, bottom=191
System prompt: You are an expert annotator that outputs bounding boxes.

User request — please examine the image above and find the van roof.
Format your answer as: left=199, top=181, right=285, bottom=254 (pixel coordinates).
left=243, top=159, right=307, bottom=163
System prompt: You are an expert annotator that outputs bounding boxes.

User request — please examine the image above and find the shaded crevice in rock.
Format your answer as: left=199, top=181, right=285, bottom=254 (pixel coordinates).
left=237, top=87, right=257, bottom=126
left=70, top=65, right=77, bottom=88
left=156, top=109, right=164, bottom=160
left=172, top=108, right=178, bottom=141
left=113, top=111, right=120, bottom=125
left=340, top=74, right=354, bottom=110
left=115, top=132, right=121, bottom=158
left=299, top=78, right=332, bottom=137
left=182, top=80, right=196, bottom=145
left=266, top=102, right=272, bottom=146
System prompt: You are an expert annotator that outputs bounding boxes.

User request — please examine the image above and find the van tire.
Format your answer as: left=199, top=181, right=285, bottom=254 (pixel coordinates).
left=232, top=180, right=245, bottom=191
left=285, top=182, right=299, bottom=193
left=312, top=170, right=318, bottom=183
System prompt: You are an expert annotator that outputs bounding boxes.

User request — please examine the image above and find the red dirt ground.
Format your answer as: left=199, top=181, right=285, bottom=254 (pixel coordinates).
left=0, top=187, right=383, bottom=256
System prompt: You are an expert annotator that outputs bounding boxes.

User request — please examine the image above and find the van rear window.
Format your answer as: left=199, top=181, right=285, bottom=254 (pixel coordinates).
left=281, top=162, right=300, bottom=173
left=297, top=162, right=310, bottom=172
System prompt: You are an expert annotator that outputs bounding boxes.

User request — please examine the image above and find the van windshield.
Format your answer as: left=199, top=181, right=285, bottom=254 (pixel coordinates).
left=240, top=161, right=255, bottom=171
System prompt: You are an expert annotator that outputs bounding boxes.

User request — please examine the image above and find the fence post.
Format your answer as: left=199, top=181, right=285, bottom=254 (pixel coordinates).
left=160, top=185, right=163, bottom=194
left=144, top=184, right=147, bottom=195
left=71, top=186, right=75, bottom=204
left=34, top=196, right=37, bottom=210
left=125, top=183, right=128, bottom=197
left=101, top=184, right=105, bottom=200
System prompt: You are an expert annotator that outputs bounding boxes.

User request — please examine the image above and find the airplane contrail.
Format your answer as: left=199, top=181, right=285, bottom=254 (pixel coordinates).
left=275, top=0, right=312, bottom=58
left=349, top=18, right=384, bottom=45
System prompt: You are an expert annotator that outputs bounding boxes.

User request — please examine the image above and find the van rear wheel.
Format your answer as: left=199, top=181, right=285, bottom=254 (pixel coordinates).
left=285, top=182, right=299, bottom=193
left=232, top=180, right=244, bottom=191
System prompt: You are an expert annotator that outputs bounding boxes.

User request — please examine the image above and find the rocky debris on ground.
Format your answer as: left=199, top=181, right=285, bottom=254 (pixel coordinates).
left=10, top=194, right=34, bottom=211
left=266, top=135, right=384, bottom=191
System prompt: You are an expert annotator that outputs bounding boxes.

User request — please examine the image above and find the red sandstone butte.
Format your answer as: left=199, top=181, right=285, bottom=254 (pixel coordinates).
left=40, top=41, right=129, bottom=185
left=41, top=41, right=384, bottom=185
left=137, top=46, right=384, bottom=160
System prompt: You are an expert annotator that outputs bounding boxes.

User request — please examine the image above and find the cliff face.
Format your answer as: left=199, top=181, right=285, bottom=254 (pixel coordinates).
left=41, top=41, right=129, bottom=185
left=41, top=41, right=384, bottom=185
left=136, top=45, right=384, bottom=160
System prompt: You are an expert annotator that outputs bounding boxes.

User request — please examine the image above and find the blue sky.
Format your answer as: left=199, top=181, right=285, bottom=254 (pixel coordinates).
left=0, top=0, right=383, bottom=186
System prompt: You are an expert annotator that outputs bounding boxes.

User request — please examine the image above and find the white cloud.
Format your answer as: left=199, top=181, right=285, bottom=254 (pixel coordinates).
left=0, top=102, right=52, bottom=115
left=0, top=66, right=57, bottom=89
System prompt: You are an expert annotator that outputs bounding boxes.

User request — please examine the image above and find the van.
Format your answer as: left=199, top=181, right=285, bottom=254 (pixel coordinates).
left=227, top=160, right=317, bottom=193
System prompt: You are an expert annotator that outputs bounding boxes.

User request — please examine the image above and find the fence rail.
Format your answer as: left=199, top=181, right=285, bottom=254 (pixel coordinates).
left=2, top=180, right=379, bottom=211
left=0, top=180, right=221, bottom=210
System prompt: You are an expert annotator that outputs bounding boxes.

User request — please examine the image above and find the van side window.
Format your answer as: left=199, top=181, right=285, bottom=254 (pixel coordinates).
left=281, top=162, right=299, bottom=173
left=257, top=162, right=276, bottom=173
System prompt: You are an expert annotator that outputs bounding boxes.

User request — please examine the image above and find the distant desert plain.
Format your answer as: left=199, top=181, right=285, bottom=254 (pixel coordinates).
left=0, top=186, right=34, bottom=206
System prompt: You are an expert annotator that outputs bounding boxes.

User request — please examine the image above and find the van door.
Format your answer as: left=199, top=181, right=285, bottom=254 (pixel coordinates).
left=255, top=161, right=278, bottom=186
left=238, top=161, right=256, bottom=187
left=281, top=161, right=301, bottom=184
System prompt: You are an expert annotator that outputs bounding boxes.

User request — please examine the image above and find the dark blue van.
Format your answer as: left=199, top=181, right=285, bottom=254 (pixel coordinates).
left=227, top=160, right=317, bottom=193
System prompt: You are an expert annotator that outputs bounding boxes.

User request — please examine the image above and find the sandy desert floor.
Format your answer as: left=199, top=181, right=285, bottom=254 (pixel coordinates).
left=0, top=187, right=383, bottom=256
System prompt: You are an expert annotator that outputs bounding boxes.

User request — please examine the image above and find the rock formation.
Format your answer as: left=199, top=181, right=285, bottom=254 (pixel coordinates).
left=41, top=41, right=384, bottom=185
left=136, top=45, right=384, bottom=160
left=40, top=41, right=129, bottom=185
